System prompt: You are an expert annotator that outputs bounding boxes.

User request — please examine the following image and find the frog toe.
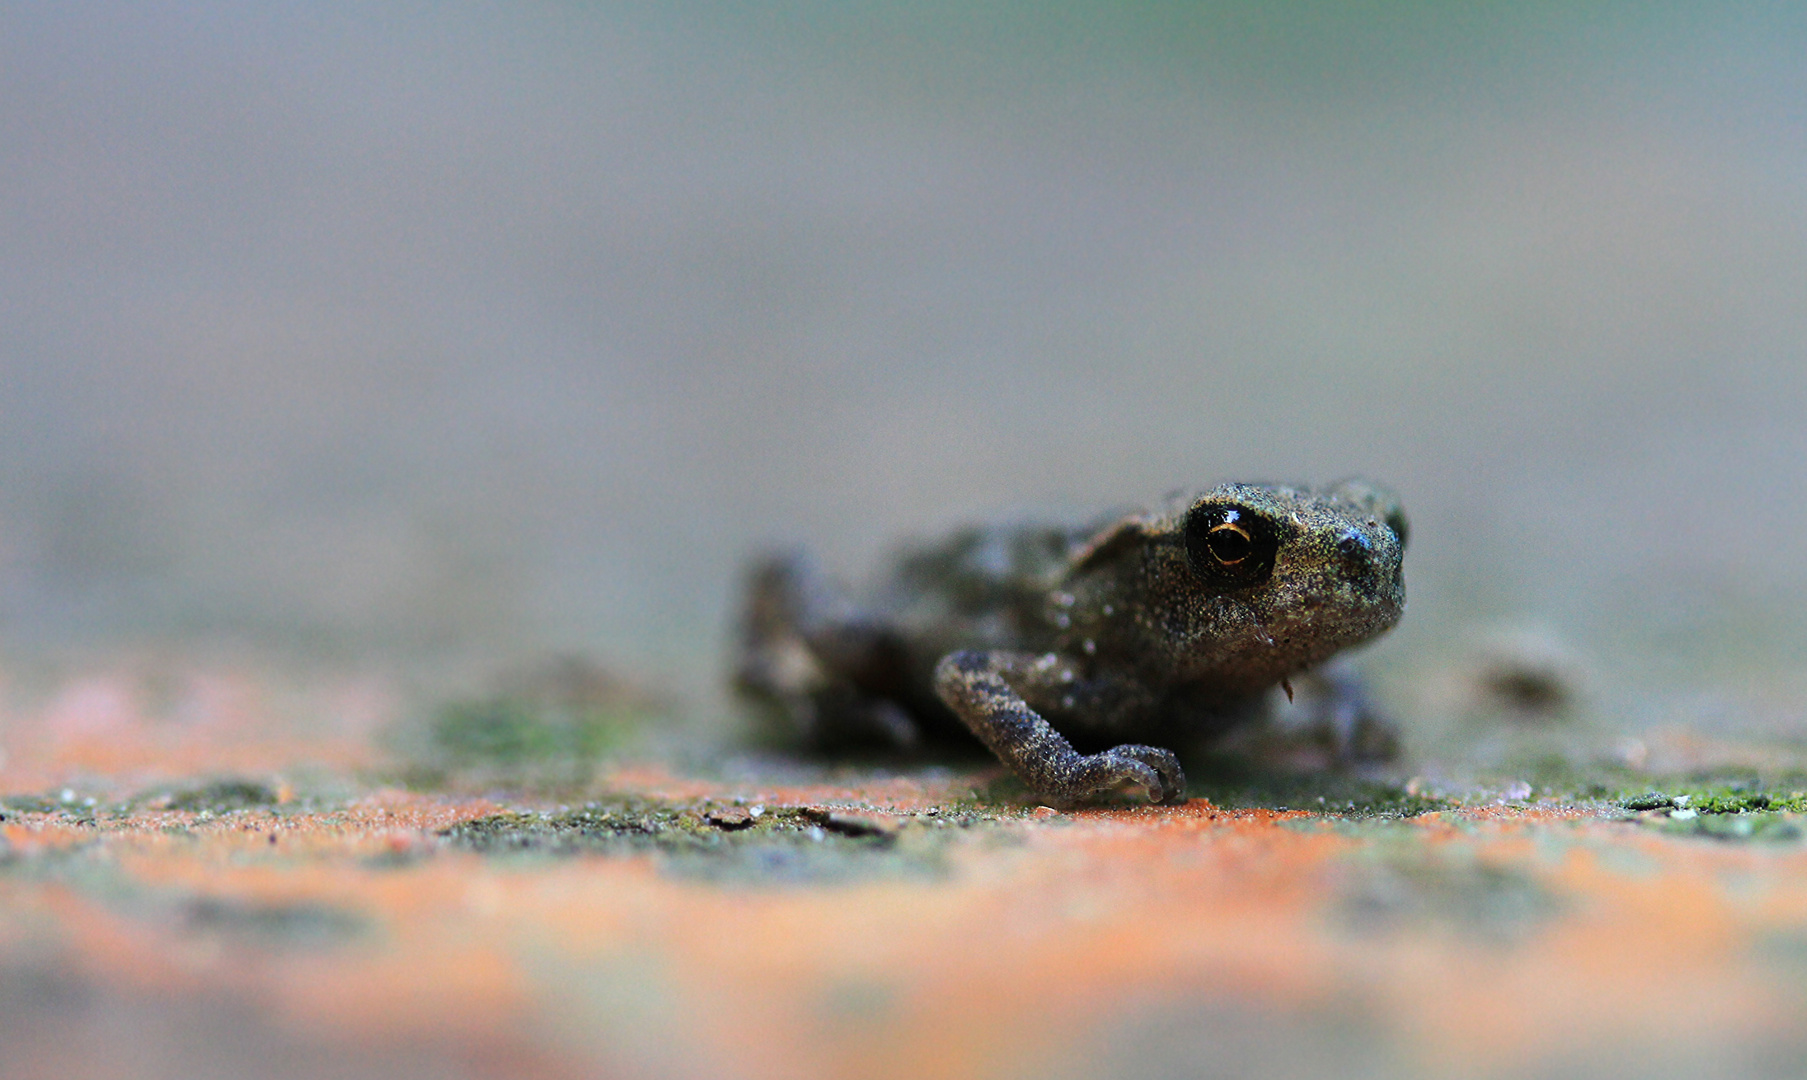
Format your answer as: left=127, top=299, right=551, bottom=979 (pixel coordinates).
left=1072, top=745, right=1185, bottom=805
left=1110, top=744, right=1186, bottom=804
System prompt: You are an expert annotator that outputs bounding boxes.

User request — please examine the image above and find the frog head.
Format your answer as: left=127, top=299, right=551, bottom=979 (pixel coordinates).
left=1120, top=480, right=1408, bottom=690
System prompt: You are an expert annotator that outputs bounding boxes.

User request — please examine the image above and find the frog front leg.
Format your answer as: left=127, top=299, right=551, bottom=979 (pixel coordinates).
left=933, top=650, right=1185, bottom=806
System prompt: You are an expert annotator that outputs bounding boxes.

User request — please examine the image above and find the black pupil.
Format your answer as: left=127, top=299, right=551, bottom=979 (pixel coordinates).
left=1183, top=502, right=1279, bottom=591
left=1207, top=525, right=1251, bottom=564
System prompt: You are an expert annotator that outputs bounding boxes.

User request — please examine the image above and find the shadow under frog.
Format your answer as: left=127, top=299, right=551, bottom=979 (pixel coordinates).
left=735, top=480, right=1407, bottom=807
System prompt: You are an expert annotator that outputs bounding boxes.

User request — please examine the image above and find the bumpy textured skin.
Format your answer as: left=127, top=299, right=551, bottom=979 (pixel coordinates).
left=735, top=480, right=1407, bottom=806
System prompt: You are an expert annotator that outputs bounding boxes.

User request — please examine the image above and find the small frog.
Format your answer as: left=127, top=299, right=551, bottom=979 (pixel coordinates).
left=735, top=480, right=1407, bottom=806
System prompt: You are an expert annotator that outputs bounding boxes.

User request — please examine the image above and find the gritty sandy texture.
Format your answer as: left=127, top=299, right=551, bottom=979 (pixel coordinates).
left=6, top=694, right=1807, bottom=1080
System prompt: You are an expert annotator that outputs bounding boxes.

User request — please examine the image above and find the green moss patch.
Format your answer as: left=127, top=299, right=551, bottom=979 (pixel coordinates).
left=396, top=659, right=669, bottom=791
left=1617, top=785, right=1807, bottom=816
left=1654, top=811, right=1805, bottom=843
left=427, top=696, right=638, bottom=768
left=163, top=779, right=281, bottom=813
left=1608, top=779, right=1807, bottom=842
left=438, top=798, right=955, bottom=885
left=1182, top=758, right=1452, bottom=818
left=0, top=791, right=96, bottom=816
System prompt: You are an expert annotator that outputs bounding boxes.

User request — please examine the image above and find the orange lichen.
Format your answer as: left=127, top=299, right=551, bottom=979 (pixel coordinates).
left=6, top=671, right=1807, bottom=1079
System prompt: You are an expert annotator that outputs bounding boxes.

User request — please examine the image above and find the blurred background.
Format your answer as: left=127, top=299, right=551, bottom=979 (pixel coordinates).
left=3, top=3, right=1805, bottom=753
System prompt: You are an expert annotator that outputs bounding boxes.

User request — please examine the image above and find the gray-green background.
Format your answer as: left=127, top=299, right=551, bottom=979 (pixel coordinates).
left=4, top=4, right=1804, bottom=739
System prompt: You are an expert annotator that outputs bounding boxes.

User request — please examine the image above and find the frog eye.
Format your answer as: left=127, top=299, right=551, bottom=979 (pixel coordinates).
left=1205, top=521, right=1254, bottom=565
left=1183, top=503, right=1280, bottom=590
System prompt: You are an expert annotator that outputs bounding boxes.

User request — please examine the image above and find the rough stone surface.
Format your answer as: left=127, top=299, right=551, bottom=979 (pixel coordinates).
left=4, top=684, right=1807, bottom=1080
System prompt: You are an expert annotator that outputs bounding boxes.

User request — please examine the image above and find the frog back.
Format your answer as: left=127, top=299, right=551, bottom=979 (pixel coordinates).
left=875, top=521, right=1097, bottom=655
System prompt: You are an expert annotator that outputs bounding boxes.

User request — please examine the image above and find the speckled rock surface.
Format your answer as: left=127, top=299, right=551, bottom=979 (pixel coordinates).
left=5, top=674, right=1807, bottom=1080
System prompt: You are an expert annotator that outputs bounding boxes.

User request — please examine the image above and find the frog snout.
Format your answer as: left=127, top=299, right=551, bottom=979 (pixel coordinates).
left=1334, top=529, right=1396, bottom=600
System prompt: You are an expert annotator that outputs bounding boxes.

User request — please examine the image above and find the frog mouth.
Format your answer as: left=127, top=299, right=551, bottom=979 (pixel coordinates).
left=1235, top=602, right=1297, bottom=666
left=1236, top=587, right=1400, bottom=666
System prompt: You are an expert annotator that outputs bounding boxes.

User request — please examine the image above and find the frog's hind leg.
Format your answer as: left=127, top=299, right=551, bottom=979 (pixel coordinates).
left=734, top=554, right=832, bottom=743
left=733, top=554, right=922, bottom=751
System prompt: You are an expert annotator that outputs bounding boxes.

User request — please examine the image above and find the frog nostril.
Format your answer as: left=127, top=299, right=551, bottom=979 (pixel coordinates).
left=1336, top=532, right=1370, bottom=564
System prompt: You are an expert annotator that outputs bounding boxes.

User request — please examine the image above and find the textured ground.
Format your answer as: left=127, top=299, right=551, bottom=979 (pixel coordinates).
left=4, top=672, right=1807, bottom=1080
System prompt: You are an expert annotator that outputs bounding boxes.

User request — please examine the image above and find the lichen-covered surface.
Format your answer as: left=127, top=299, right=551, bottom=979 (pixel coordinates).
left=4, top=675, right=1807, bottom=1080
left=10, top=6, right=1807, bottom=1079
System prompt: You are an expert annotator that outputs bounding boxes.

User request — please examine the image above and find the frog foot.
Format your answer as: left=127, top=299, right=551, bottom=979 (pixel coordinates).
left=1070, top=744, right=1186, bottom=806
